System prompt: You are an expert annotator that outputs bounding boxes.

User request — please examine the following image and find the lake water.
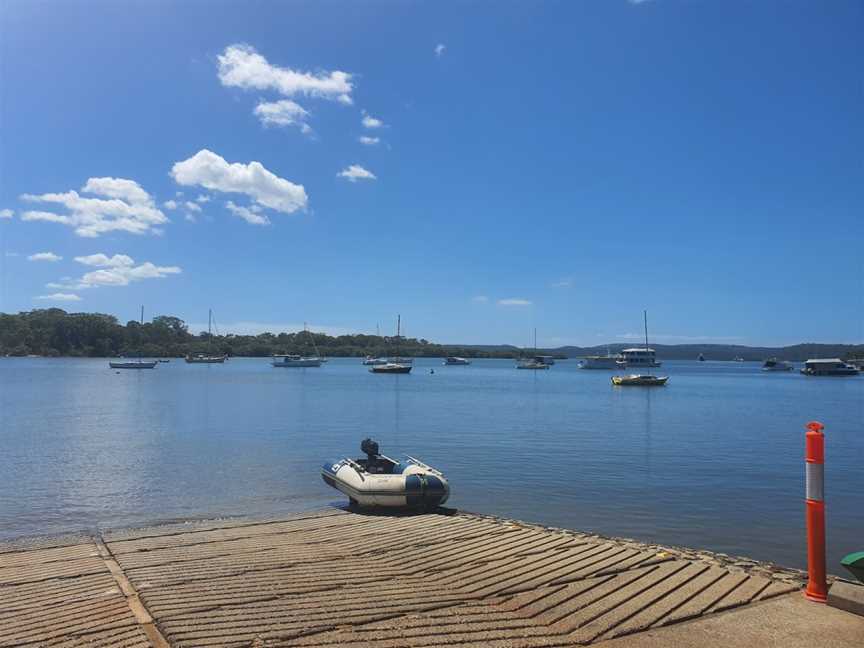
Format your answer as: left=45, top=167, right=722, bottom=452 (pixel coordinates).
left=1, top=357, right=861, bottom=571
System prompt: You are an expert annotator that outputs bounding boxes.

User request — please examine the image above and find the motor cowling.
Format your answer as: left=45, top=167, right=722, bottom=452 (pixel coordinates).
left=361, top=438, right=380, bottom=459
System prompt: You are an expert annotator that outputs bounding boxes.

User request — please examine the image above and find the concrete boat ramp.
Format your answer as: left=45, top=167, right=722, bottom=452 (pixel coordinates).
left=2, top=509, right=861, bottom=647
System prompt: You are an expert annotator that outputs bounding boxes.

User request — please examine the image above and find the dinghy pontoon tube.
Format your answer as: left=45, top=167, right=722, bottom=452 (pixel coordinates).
left=322, top=438, right=450, bottom=508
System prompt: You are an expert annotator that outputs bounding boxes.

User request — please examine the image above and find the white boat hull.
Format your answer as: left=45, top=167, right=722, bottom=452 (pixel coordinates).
left=273, top=358, right=322, bottom=367
left=321, top=461, right=449, bottom=508
left=109, top=361, right=157, bottom=369
left=579, top=357, right=619, bottom=369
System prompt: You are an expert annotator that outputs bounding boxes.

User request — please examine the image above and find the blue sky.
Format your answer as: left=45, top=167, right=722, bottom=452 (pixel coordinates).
left=1, top=0, right=861, bottom=346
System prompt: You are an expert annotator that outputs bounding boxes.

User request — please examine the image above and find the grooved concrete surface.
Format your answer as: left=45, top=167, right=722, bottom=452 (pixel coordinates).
left=2, top=509, right=861, bottom=647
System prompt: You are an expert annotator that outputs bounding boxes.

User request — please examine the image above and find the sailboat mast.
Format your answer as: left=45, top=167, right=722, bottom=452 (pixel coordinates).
left=208, top=309, right=212, bottom=354
left=643, top=310, right=648, bottom=349
left=396, top=315, right=401, bottom=357
left=139, top=305, right=144, bottom=361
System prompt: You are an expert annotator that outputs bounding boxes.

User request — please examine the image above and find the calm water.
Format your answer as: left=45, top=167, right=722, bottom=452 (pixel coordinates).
left=1, top=357, right=861, bottom=570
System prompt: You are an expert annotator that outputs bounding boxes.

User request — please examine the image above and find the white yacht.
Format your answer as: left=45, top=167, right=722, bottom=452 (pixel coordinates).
left=387, top=356, right=414, bottom=365
left=444, top=356, right=471, bottom=365
left=579, top=349, right=621, bottom=369
left=362, top=356, right=388, bottom=366
left=617, top=348, right=661, bottom=368
left=517, top=359, right=550, bottom=370
left=762, top=358, right=793, bottom=372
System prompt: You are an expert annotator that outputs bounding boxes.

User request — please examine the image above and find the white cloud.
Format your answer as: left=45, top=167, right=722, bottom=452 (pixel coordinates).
left=163, top=200, right=178, bottom=210
left=358, top=136, right=380, bottom=146
left=47, top=253, right=181, bottom=290
left=196, top=195, right=211, bottom=203
left=552, top=277, right=573, bottom=288
left=217, top=44, right=353, bottom=105
left=435, top=44, right=446, bottom=57
left=628, top=0, right=652, bottom=4
left=337, top=165, right=377, bottom=182
left=472, top=296, right=489, bottom=304
left=184, top=201, right=201, bottom=212
left=226, top=201, right=270, bottom=226
left=254, top=99, right=312, bottom=134
left=361, top=110, right=384, bottom=129
left=185, top=213, right=197, bottom=223
left=21, top=211, right=72, bottom=224
left=498, top=298, right=532, bottom=306
left=36, top=293, right=81, bottom=302
left=0, top=208, right=13, bottom=219
left=20, top=177, right=167, bottom=237
left=27, top=252, right=62, bottom=262
left=171, top=149, right=307, bottom=216
left=75, top=253, right=135, bottom=268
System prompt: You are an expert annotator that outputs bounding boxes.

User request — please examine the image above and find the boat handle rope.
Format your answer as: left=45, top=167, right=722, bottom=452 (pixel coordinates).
left=344, top=458, right=366, bottom=481
left=406, top=455, right=443, bottom=476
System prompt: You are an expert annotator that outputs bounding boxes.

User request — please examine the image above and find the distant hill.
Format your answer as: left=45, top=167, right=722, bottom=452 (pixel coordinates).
left=460, top=342, right=864, bottom=362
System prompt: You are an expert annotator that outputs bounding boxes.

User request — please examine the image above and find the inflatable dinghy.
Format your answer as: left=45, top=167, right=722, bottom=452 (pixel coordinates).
left=322, top=438, right=450, bottom=508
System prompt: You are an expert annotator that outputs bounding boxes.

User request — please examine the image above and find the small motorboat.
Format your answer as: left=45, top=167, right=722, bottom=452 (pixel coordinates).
left=516, top=359, right=549, bottom=370
left=443, top=356, right=471, bottom=365
left=322, top=438, right=450, bottom=508
left=370, top=362, right=412, bottom=374
left=611, top=374, right=668, bottom=386
left=762, top=358, right=793, bottom=372
left=362, top=356, right=388, bottom=366
left=109, top=360, right=157, bottom=369
left=272, top=354, right=322, bottom=368
left=186, top=353, right=227, bottom=364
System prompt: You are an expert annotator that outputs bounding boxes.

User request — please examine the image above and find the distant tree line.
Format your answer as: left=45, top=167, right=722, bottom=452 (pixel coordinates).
left=0, top=309, right=519, bottom=359
left=3, top=309, right=860, bottom=361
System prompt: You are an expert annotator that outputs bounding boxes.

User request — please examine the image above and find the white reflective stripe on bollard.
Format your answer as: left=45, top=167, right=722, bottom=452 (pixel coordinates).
left=806, top=463, right=824, bottom=502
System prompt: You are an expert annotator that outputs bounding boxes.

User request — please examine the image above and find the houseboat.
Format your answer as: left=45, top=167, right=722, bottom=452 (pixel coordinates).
left=617, top=348, right=661, bottom=368
left=800, top=359, right=860, bottom=376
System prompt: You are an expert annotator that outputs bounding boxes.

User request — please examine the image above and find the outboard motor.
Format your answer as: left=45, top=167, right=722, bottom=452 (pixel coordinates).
left=361, top=438, right=379, bottom=461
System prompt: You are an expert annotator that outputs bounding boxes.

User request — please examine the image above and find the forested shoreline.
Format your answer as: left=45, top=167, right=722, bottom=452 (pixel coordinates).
left=1, top=309, right=861, bottom=360
left=0, top=309, right=516, bottom=359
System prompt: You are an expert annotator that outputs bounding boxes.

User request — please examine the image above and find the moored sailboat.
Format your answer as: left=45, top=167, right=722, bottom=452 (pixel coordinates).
left=109, top=306, right=157, bottom=369
left=516, top=329, right=550, bottom=369
left=185, top=310, right=226, bottom=363
left=272, top=324, right=324, bottom=368
left=612, top=310, right=668, bottom=386
left=370, top=316, right=412, bottom=374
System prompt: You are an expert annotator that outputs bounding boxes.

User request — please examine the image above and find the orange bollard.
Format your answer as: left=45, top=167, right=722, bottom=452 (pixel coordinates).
left=804, top=421, right=827, bottom=603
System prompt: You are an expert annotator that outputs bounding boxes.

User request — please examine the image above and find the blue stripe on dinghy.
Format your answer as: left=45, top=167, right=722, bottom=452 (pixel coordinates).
left=405, top=474, right=422, bottom=507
